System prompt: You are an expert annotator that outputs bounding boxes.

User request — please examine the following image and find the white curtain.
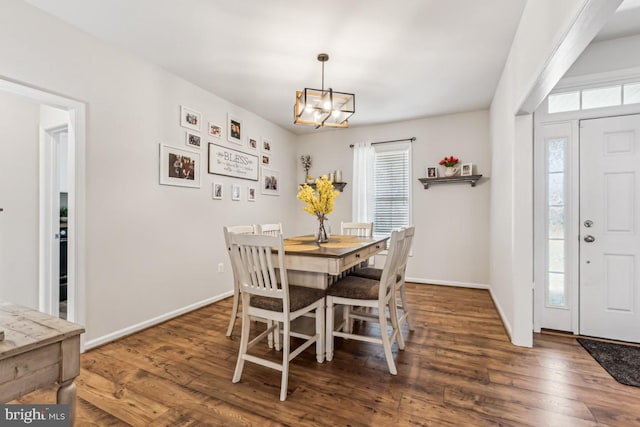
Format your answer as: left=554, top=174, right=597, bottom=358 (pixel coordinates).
left=352, top=142, right=375, bottom=222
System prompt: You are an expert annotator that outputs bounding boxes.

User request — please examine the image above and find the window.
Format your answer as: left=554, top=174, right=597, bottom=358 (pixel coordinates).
left=547, top=80, right=640, bottom=114
left=546, top=138, right=567, bottom=307
left=582, top=85, right=621, bottom=110
left=548, top=91, right=580, bottom=113
left=372, top=143, right=411, bottom=237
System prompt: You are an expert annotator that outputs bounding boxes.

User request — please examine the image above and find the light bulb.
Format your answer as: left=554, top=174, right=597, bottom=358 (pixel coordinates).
left=323, top=100, right=331, bottom=110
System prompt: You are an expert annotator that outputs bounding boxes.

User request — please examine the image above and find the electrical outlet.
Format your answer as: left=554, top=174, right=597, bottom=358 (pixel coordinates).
left=218, top=262, right=224, bottom=273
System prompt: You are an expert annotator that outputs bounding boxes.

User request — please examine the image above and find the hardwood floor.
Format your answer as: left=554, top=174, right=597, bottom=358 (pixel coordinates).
left=14, top=284, right=640, bottom=426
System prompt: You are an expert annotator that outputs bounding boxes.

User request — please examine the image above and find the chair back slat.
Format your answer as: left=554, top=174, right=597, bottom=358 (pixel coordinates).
left=257, top=223, right=283, bottom=236
left=229, top=233, right=288, bottom=302
left=377, top=228, right=406, bottom=299
left=341, top=221, right=373, bottom=237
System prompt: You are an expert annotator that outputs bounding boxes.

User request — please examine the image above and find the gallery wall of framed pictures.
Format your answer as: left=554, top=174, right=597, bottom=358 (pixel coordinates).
left=160, top=104, right=281, bottom=202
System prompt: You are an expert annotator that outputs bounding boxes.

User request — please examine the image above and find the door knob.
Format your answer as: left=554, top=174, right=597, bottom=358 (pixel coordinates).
left=584, top=235, right=595, bottom=243
left=584, top=220, right=593, bottom=228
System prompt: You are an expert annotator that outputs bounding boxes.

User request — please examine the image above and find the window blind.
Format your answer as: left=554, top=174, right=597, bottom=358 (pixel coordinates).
left=373, top=147, right=410, bottom=237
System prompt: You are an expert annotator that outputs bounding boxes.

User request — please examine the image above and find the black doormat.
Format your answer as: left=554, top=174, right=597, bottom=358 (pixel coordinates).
left=577, top=338, right=640, bottom=387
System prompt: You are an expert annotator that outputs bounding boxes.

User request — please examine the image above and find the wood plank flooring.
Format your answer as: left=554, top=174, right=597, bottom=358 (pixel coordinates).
left=13, top=284, right=640, bottom=426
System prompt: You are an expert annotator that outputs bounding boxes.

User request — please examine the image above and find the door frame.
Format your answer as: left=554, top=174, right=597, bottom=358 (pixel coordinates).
left=534, top=70, right=640, bottom=335
left=0, top=78, right=87, bottom=351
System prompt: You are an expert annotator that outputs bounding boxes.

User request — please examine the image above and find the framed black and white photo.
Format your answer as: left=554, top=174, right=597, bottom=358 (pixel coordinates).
left=228, top=113, right=243, bottom=145
left=247, top=186, right=256, bottom=202
left=261, top=168, right=280, bottom=196
left=262, top=137, right=271, bottom=152
left=180, top=105, right=201, bottom=131
left=208, top=122, right=222, bottom=138
left=231, top=184, right=241, bottom=201
left=426, top=167, right=438, bottom=178
left=212, top=182, right=223, bottom=199
left=186, top=131, right=201, bottom=148
left=159, top=144, right=201, bottom=188
left=261, top=154, right=270, bottom=165
left=461, top=163, right=473, bottom=176
left=248, top=137, right=258, bottom=150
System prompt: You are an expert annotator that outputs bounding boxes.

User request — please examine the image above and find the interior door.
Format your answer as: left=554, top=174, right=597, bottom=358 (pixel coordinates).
left=580, top=114, right=640, bottom=343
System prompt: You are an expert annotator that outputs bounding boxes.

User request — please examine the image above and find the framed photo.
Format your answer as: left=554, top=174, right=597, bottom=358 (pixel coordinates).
left=261, top=168, right=280, bottom=196
left=261, top=154, right=270, bottom=165
left=248, top=137, right=258, bottom=150
left=262, top=137, right=271, bottom=152
left=247, top=186, right=256, bottom=202
left=212, top=182, right=223, bottom=199
left=228, top=113, right=243, bottom=145
left=159, top=144, right=201, bottom=188
left=231, top=184, right=241, bottom=201
left=461, top=163, right=473, bottom=176
left=180, top=105, right=201, bottom=131
left=186, top=131, right=201, bottom=148
left=208, top=122, right=222, bottom=138
left=426, top=167, right=438, bottom=178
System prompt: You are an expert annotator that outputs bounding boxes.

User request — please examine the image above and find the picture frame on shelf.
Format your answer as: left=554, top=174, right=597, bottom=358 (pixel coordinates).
left=227, top=113, right=243, bottom=145
left=247, top=186, right=256, bottom=202
left=262, top=137, right=271, bottom=152
left=185, top=131, right=201, bottom=148
left=180, top=105, right=201, bottom=131
left=248, top=137, right=258, bottom=150
left=261, top=168, right=280, bottom=196
left=159, top=144, right=201, bottom=188
left=212, top=182, right=223, bottom=200
left=208, top=122, right=222, bottom=138
left=231, top=184, right=241, bottom=201
left=461, top=163, right=473, bottom=176
left=426, top=167, right=438, bottom=178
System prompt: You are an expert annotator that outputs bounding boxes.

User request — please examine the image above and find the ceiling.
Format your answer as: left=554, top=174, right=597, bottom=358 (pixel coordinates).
left=23, top=0, right=640, bottom=134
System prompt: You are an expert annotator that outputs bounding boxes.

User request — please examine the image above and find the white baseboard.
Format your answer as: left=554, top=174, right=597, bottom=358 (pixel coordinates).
left=489, top=287, right=513, bottom=340
left=83, top=290, right=233, bottom=351
left=406, top=277, right=489, bottom=289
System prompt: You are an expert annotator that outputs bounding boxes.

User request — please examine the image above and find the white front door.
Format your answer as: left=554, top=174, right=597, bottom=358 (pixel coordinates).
left=580, top=114, right=640, bottom=343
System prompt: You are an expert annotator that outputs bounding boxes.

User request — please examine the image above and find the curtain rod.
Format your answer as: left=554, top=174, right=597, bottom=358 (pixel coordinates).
left=349, top=137, right=416, bottom=148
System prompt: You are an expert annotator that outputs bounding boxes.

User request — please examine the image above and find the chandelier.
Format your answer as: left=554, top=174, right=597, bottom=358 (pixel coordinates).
left=294, top=53, right=355, bottom=129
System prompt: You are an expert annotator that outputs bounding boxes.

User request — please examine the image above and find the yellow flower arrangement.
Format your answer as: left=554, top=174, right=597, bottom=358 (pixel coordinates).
left=297, top=175, right=339, bottom=242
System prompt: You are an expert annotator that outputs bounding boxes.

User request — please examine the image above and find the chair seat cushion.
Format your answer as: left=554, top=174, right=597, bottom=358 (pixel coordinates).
left=251, top=285, right=325, bottom=312
left=350, top=267, right=382, bottom=281
left=327, top=275, right=379, bottom=300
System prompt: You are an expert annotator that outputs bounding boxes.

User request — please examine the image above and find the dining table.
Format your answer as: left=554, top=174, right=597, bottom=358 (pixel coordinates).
left=277, top=234, right=389, bottom=289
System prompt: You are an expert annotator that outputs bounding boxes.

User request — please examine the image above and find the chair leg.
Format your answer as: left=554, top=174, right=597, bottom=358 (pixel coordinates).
left=399, top=284, right=414, bottom=331
left=280, top=321, right=291, bottom=401
left=389, top=294, right=405, bottom=350
left=316, top=301, right=325, bottom=363
left=326, top=297, right=335, bottom=362
left=226, top=284, right=240, bottom=337
left=232, top=297, right=250, bottom=383
left=274, top=321, right=281, bottom=351
left=266, top=320, right=274, bottom=349
left=378, top=305, right=397, bottom=375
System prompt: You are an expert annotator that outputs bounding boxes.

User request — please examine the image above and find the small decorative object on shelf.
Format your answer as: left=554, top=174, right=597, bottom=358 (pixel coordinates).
left=461, top=163, right=473, bottom=176
left=439, top=155, right=459, bottom=177
left=297, top=176, right=339, bottom=243
left=418, top=174, right=483, bottom=189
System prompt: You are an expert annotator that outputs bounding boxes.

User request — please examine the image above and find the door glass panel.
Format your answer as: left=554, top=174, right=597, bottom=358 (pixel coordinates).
left=546, top=138, right=568, bottom=308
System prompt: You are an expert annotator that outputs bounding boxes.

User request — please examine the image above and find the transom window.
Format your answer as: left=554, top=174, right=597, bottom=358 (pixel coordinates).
left=548, top=81, right=640, bottom=114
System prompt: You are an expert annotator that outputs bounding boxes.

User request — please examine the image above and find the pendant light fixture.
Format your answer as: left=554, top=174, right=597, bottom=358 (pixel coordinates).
left=294, top=53, right=355, bottom=129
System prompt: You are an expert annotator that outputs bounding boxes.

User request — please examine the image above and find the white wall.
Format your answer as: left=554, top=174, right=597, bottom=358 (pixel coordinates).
left=0, top=91, right=40, bottom=308
left=0, top=0, right=298, bottom=347
left=296, top=111, right=491, bottom=287
left=565, top=34, right=640, bottom=78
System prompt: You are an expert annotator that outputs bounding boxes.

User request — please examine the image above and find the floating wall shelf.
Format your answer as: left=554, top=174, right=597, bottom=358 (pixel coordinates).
left=418, top=174, right=483, bottom=189
left=300, top=182, right=347, bottom=192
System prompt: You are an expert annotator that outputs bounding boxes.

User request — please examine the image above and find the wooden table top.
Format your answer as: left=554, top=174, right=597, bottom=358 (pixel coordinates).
left=0, top=301, right=84, bottom=359
left=281, top=234, right=388, bottom=258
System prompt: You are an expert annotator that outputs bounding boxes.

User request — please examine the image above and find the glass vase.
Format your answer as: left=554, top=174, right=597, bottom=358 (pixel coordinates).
left=316, top=216, right=330, bottom=243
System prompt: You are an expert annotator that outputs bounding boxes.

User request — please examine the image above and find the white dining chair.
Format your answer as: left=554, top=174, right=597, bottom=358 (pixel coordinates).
left=229, top=233, right=325, bottom=401
left=257, top=222, right=283, bottom=236
left=223, top=225, right=256, bottom=338
left=325, top=228, right=406, bottom=375
left=340, top=221, right=373, bottom=237
left=350, top=226, right=415, bottom=335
